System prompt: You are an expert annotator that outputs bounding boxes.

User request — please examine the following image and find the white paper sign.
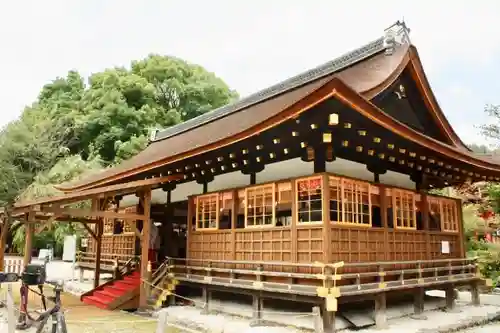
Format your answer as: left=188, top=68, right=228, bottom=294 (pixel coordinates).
left=441, top=241, right=450, bottom=254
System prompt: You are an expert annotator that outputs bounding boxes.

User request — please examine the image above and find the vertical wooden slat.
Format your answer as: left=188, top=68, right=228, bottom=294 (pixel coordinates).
left=421, top=192, right=431, bottom=260
left=322, top=174, right=331, bottom=264
left=368, top=184, right=372, bottom=225
left=457, top=198, right=466, bottom=258
left=231, top=190, right=237, bottom=261
left=379, top=185, right=389, bottom=261
left=186, top=196, right=193, bottom=260
left=392, top=190, right=397, bottom=229
left=139, top=188, right=152, bottom=309
left=341, top=180, right=345, bottom=223
left=412, top=195, right=417, bottom=229
left=291, top=179, right=298, bottom=263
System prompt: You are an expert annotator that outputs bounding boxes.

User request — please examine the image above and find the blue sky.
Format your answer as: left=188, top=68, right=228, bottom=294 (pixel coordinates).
left=1, top=0, right=499, bottom=145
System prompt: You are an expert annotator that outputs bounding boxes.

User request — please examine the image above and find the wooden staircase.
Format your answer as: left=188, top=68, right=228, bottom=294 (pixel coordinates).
left=146, top=260, right=176, bottom=310
left=81, top=271, right=141, bottom=310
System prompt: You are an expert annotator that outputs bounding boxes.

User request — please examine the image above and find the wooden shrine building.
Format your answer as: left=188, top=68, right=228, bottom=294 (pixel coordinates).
left=2, top=22, right=497, bottom=331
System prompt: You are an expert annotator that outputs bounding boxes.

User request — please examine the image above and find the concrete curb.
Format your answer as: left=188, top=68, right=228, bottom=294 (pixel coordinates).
left=417, top=311, right=500, bottom=333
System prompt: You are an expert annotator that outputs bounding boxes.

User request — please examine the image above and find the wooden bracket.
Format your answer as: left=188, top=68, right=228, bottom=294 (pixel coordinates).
left=81, top=223, right=97, bottom=240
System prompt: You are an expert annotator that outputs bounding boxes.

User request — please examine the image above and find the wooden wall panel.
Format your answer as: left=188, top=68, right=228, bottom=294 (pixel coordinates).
left=387, top=230, right=427, bottom=261
left=429, top=232, right=461, bottom=259
left=86, top=234, right=136, bottom=262
left=189, top=231, right=232, bottom=264
left=235, top=228, right=292, bottom=271
left=330, top=227, right=385, bottom=263
left=296, top=226, right=322, bottom=273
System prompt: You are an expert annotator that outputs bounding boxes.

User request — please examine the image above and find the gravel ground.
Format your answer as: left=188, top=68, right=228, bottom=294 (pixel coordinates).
left=461, top=321, right=500, bottom=332
left=3, top=257, right=500, bottom=332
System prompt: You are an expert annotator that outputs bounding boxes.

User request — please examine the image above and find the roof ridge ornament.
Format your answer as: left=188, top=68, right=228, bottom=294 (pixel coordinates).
left=383, top=20, right=411, bottom=56
left=149, top=128, right=159, bottom=142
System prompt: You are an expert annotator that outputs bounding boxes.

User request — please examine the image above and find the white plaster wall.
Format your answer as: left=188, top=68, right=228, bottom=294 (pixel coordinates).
left=119, top=157, right=415, bottom=208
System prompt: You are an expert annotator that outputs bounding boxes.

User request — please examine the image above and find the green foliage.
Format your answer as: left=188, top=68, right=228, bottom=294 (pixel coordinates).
left=11, top=155, right=104, bottom=256
left=2, top=53, right=236, bottom=256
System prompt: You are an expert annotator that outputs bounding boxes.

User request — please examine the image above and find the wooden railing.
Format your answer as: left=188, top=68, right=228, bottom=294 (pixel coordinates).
left=76, top=251, right=137, bottom=273
left=168, top=257, right=479, bottom=297
left=3, top=257, right=23, bottom=274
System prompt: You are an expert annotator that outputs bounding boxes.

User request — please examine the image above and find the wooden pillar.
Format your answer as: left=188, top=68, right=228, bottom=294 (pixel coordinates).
left=322, top=174, right=331, bottom=263
left=421, top=192, right=431, bottom=259
left=320, top=265, right=336, bottom=333
left=457, top=198, right=466, bottom=258
left=250, top=264, right=264, bottom=326
left=23, top=213, right=35, bottom=267
left=470, top=280, right=480, bottom=306
left=374, top=293, right=387, bottom=329
left=291, top=179, right=298, bottom=263
left=93, top=216, right=103, bottom=289
left=201, top=261, right=212, bottom=314
left=320, top=303, right=335, bottom=333
left=139, top=188, right=152, bottom=309
left=411, top=287, right=427, bottom=320
left=230, top=190, right=237, bottom=260
left=0, top=214, right=11, bottom=271
left=314, top=147, right=326, bottom=174
left=250, top=173, right=256, bottom=185
left=379, top=185, right=389, bottom=261
left=186, top=196, right=194, bottom=260
left=444, top=285, right=457, bottom=312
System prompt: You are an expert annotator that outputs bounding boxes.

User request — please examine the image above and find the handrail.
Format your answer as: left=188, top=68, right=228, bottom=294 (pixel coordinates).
left=167, top=256, right=477, bottom=268
left=171, top=263, right=475, bottom=281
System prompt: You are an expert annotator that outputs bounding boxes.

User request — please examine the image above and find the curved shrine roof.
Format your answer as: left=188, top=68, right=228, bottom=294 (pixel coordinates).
left=57, top=28, right=499, bottom=192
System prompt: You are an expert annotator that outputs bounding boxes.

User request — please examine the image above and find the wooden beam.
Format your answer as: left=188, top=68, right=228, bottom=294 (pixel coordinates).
left=35, top=215, right=60, bottom=234
left=81, top=222, right=97, bottom=240
left=42, top=206, right=147, bottom=221
left=139, top=188, right=152, bottom=309
left=15, top=174, right=182, bottom=211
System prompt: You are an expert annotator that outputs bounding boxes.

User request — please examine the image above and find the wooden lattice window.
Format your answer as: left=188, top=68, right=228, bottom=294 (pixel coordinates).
left=428, top=197, right=459, bottom=233
left=195, top=194, right=219, bottom=230
left=441, top=199, right=459, bottom=232
left=329, top=177, right=341, bottom=222
left=276, top=182, right=292, bottom=227
left=245, top=184, right=275, bottom=227
left=342, top=179, right=372, bottom=226
left=392, top=189, right=417, bottom=230
left=328, top=176, right=372, bottom=226
left=296, top=176, right=323, bottom=223
left=427, top=197, right=441, bottom=231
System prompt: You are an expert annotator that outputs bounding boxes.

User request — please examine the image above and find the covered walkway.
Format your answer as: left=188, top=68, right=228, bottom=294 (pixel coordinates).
left=0, top=174, right=181, bottom=309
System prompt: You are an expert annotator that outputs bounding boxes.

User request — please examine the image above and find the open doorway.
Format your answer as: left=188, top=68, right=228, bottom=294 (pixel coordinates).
left=150, top=201, right=188, bottom=265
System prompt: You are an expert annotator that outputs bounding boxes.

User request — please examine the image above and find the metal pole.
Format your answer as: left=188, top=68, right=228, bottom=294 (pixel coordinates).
left=156, top=309, right=168, bottom=333
left=7, top=284, right=15, bottom=333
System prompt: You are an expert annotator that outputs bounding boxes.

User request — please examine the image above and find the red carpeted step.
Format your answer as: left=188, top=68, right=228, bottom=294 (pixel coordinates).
left=81, top=271, right=141, bottom=310
left=82, top=295, right=110, bottom=309
left=112, top=281, right=139, bottom=290
left=92, top=290, right=116, bottom=303
left=97, top=288, right=127, bottom=298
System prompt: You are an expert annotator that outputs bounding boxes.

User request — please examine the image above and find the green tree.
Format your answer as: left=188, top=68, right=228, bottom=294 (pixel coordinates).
left=73, top=56, right=238, bottom=163
left=12, top=155, right=103, bottom=256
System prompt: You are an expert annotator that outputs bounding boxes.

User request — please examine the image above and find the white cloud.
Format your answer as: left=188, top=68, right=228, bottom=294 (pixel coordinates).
left=0, top=0, right=499, bottom=143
